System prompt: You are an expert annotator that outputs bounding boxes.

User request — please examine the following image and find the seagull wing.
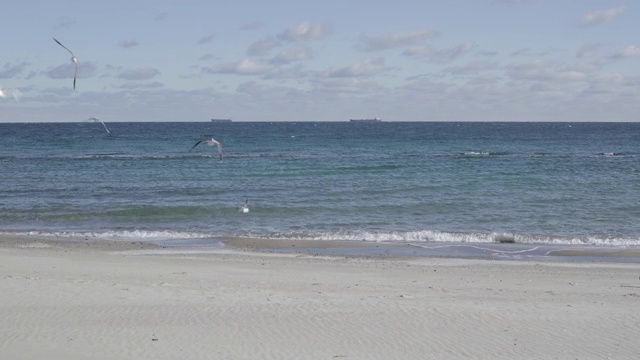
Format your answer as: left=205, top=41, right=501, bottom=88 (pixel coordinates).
left=53, top=37, right=74, bottom=56
left=102, top=122, right=110, bottom=134
left=189, top=140, right=206, bottom=152
left=54, top=38, right=78, bottom=89
left=216, top=142, right=223, bottom=160
left=73, top=62, right=77, bottom=90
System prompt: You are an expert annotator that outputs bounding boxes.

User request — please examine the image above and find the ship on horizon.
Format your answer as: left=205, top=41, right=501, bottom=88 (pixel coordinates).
left=350, top=117, right=381, bottom=123
left=211, top=118, right=232, bottom=122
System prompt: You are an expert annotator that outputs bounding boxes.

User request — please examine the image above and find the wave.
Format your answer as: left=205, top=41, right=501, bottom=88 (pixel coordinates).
left=1, top=153, right=189, bottom=161
left=598, top=152, right=637, bottom=158
left=3, top=149, right=637, bottom=162
left=0, top=152, right=326, bottom=161
left=1, top=230, right=214, bottom=241
left=454, top=151, right=638, bottom=159
left=243, top=230, right=640, bottom=247
left=457, top=151, right=507, bottom=157
left=2, top=228, right=639, bottom=247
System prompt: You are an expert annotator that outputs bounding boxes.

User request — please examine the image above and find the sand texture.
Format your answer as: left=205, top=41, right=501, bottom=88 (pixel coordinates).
left=1, top=236, right=640, bottom=359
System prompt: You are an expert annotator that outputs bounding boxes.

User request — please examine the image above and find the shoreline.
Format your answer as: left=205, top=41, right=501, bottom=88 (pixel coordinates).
left=4, top=233, right=640, bottom=263
left=2, top=234, right=640, bottom=359
left=222, top=237, right=640, bottom=264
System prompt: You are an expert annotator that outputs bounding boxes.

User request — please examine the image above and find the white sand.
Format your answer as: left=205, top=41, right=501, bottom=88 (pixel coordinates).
left=1, top=236, right=640, bottom=359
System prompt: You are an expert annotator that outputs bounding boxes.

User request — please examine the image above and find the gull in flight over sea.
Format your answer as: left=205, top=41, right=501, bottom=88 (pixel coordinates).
left=88, top=117, right=111, bottom=134
left=189, top=138, right=223, bottom=160
left=53, top=37, right=78, bottom=90
left=0, top=87, right=21, bottom=103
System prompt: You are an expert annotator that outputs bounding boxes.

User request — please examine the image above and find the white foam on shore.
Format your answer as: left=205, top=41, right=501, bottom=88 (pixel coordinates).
left=2, top=229, right=639, bottom=247
left=2, top=230, right=212, bottom=241
left=271, top=230, right=640, bottom=247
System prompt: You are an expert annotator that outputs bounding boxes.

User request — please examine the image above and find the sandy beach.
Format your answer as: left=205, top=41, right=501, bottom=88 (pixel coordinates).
left=1, top=235, right=640, bottom=359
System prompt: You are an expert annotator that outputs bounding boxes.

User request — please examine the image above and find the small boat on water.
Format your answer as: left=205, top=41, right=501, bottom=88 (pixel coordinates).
left=349, top=117, right=381, bottom=123
left=211, top=119, right=232, bottom=122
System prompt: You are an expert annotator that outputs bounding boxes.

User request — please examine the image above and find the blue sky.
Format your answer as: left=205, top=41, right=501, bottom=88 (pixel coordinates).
left=1, top=0, right=638, bottom=122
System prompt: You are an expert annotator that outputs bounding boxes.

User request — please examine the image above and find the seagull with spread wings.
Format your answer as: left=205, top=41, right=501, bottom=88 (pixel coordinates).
left=190, top=138, right=223, bottom=160
left=53, top=37, right=78, bottom=90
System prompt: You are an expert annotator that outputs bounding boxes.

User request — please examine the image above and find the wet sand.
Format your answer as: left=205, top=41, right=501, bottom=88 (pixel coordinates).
left=224, top=237, right=640, bottom=263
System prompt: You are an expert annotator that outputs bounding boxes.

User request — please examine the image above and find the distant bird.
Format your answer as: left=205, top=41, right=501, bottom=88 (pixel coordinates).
left=0, top=87, right=20, bottom=103
left=53, top=37, right=78, bottom=90
left=88, top=117, right=111, bottom=134
left=190, top=138, right=223, bottom=160
left=239, top=199, right=250, bottom=213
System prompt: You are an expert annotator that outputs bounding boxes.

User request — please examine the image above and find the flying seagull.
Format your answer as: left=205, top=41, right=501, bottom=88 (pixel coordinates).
left=190, top=138, right=223, bottom=160
left=88, top=117, right=111, bottom=134
left=53, top=37, right=78, bottom=90
left=0, top=87, right=20, bottom=103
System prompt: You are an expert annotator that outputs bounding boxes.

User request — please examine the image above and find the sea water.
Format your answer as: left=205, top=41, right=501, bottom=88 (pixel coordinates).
left=1, top=121, right=639, bottom=255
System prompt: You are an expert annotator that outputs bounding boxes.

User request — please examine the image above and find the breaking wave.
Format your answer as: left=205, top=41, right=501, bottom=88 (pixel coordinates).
left=3, top=228, right=639, bottom=248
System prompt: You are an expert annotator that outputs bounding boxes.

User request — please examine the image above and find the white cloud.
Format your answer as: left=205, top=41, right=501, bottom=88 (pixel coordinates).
left=279, top=21, right=330, bottom=42
left=510, top=47, right=558, bottom=57
left=313, top=77, right=384, bottom=96
left=581, top=72, right=627, bottom=96
left=247, top=37, right=281, bottom=56
left=236, top=81, right=277, bottom=95
left=404, top=42, right=474, bottom=63
left=609, top=45, right=640, bottom=60
left=117, top=68, right=160, bottom=80
left=594, top=45, right=640, bottom=66
left=578, top=6, right=626, bottom=27
left=325, top=58, right=387, bottom=78
left=0, top=61, right=30, bottom=79
left=511, top=48, right=532, bottom=57
left=270, top=47, right=313, bottom=64
left=120, top=82, right=164, bottom=89
left=506, top=60, right=587, bottom=82
left=576, top=43, right=602, bottom=58
left=444, top=61, right=498, bottom=75
left=46, top=62, right=97, bottom=80
left=355, top=30, right=437, bottom=51
left=204, top=58, right=277, bottom=76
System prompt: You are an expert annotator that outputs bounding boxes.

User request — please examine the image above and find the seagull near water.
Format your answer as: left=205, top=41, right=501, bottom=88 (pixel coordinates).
left=88, top=117, right=111, bottom=134
left=53, top=37, right=78, bottom=90
left=239, top=199, right=250, bottom=213
left=189, top=138, right=223, bottom=160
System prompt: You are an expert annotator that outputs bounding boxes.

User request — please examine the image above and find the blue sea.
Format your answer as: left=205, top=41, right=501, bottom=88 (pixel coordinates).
left=1, top=121, right=639, bottom=259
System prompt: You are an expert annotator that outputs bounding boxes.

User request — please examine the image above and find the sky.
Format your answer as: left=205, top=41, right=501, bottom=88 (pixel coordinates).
left=0, top=0, right=638, bottom=122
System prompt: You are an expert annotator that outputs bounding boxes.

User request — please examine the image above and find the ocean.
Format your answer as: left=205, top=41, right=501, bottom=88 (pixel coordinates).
left=1, top=121, right=639, bottom=259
